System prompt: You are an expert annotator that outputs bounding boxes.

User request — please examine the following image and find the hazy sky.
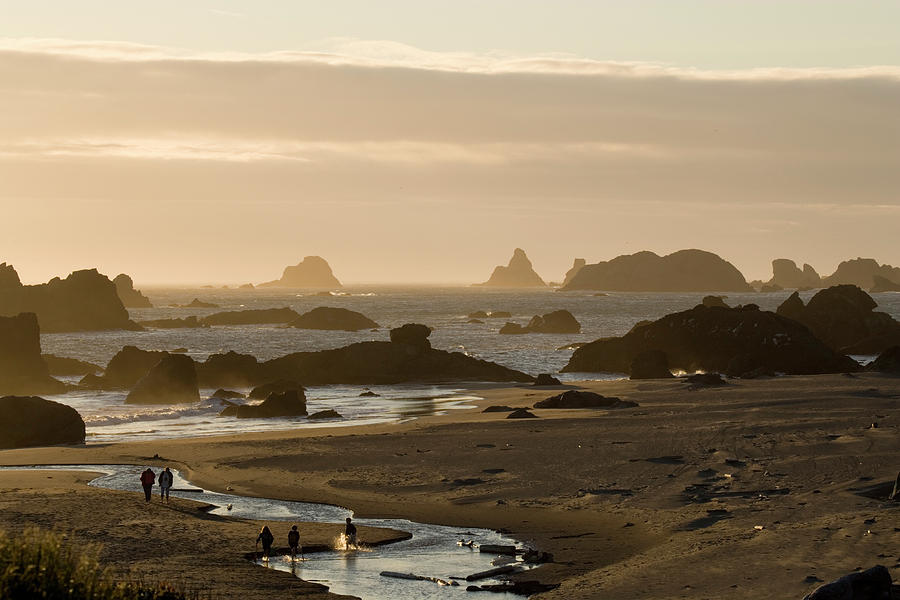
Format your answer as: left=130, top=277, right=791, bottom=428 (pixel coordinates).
left=1, top=2, right=898, bottom=284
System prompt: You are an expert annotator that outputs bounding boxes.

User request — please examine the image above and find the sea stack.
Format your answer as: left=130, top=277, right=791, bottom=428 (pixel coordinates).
left=822, top=257, right=900, bottom=290
left=259, top=256, right=342, bottom=288
left=562, top=259, right=586, bottom=287
left=0, top=313, right=66, bottom=396
left=476, top=248, right=547, bottom=287
left=113, top=273, right=153, bottom=308
left=767, top=259, right=821, bottom=289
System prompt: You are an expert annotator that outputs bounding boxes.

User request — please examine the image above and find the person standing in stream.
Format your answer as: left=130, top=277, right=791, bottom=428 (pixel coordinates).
left=139, top=468, right=155, bottom=503
left=287, top=525, right=301, bottom=558
left=256, top=526, right=275, bottom=560
left=158, top=467, right=173, bottom=502
left=344, top=517, right=357, bottom=549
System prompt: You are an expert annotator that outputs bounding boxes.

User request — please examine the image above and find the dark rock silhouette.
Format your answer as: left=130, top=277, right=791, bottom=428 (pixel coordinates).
left=202, top=307, right=299, bottom=326
left=499, top=322, right=528, bottom=335
left=125, top=354, right=199, bottom=404
left=562, top=259, right=586, bottom=287
left=42, top=354, right=102, bottom=377
left=867, top=346, right=900, bottom=373
left=0, top=263, right=139, bottom=332
left=308, top=409, right=342, bottom=419
left=701, top=296, right=729, bottom=308
left=776, top=285, right=900, bottom=354
left=534, top=374, right=562, bottom=386
left=113, top=274, right=152, bottom=308
left=560, top=249, right=752, bottom=292
left=209, top=388, right=245, bottom=400
left=88, top=346, right=168, bottom=389
left=289, top=306, right=378, bottom=331
left=468, top=311, right=489, bottom=319
left=259, top=256, right=342, bottom=288
left=534, top=390, right=636, bottom=409
left=198, top=351, right=260, bottom=388
left=823, top=258, right=900, bottom=290
left=0, top=395, right=85, bottom=448
left=359, top=390, right=380, bottom=397
left=506, top=408, right=538, bottom=418
left=682, top=373, right=728, bottom=388
left=0, top=313, right=66, bottom=395
left=804, top=565, right=893, bottom=600
left=139, top=316, right=207, bottom=329
left=182, top=298, right=219, bottom=308
left=482, top=405, right=515, bottom=412
left=871, top=275, right=900, bottom=293
left=220, top=389, right=307, bottom=418
left=476, top=249, right=547, bottom=287
left=563, top=304, right=858, bottom=376
left=249, top=379, right=305, bottom=399
left=630, top=350, right=674, bottom=380
left=390, top=323, right=432, bottom=349
left=499, top=310, right=580, bottom=334
left=767, top=259, right=821, bottom=290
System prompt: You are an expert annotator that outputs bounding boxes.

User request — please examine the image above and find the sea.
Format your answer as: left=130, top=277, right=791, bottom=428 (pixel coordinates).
left=39, top=287, right=900, bottom=444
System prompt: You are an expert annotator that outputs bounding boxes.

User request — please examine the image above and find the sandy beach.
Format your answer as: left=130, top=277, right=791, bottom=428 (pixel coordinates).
left=2, top=373, right=899, bottom=599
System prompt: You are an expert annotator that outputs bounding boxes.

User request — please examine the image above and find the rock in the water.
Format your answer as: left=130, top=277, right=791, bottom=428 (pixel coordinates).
left=42, top=354, right=102, bottom=377
left=289, top=306, right=379, bottom=331
left=113, top=273, right=152, bottom=308
left=701, top=295, right=729, bottom=308
left=0, top=313, right=66, bottom=395
left=483, top=405, right=515, bottom=412
left=249, top=379, right=305, bottom=399
left=534, top=390, right=635, bottom=409
left=767, top=259, right=821, bottom=290
left=534, top=373, right=562, bottom=386
left=210, top=388, right=245, bottom=399
left=389, top=323, right=432, bottom=348
left=562, top=258, right=586, bottom=287
left=182, top=298, right=219, bottom=308
left=0, top=263, right=139, bottom=332
left=94, top=346, right=168, bottom=389
left=308, top=409, right=342, bottom=419
left=630, top=350, right=674, bottom=379
left=867, top=346, right=900, bottom=373
left=468, top=311, right=489, bottom=319
left=221, top=389, right=308, bottom=418
left=499, top=322, right=529, bottom=335
left=777, top=285, right=900, bottom=354
left=0, top=395, right=85, bottom=448
left=202, top=307, right=299, bottom=326
left=560, top=249, right=752, bottom=292
left=126, top=354, right=199, bottom=404
left=139, top=316, right=207, bottom=329
left=682, top=373, right=727, bottom=387
left=475, top=249, right=547, bottom=288
left=524, top=310, right=581, bottom=334
left=489, top=311, right=512, bottom=319
left=804, top=565, right=893, bottom=600
left=198, top=351, right=260, bottom=388
left=823, top=258, right=900, bottom=290
left=506, top=408, right=538, bottom=418
left=258, top=256, right=342, bottom=288
left=359, top=390, right=380, bottom=397
left=563, top=304, right=858, bottom=376
left=871, top=275, right=900, bottom=293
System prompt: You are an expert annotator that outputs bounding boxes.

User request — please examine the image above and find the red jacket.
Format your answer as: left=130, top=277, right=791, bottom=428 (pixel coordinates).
left=140, top=470, right=155, bottom=486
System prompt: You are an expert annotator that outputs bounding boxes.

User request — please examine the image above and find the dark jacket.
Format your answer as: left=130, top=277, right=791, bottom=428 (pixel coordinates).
left=140, top=469, right=155, bottom=486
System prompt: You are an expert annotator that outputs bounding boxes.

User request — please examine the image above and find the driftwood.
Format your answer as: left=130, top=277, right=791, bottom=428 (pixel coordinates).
left=380, top=571, right=458, bottom=586
left=478, top=544, right=518, bottom=556
left=465, top=565, right=522, bottom=582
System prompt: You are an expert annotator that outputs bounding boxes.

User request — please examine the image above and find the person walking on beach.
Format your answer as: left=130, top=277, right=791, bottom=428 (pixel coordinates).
left=158, top=467, right=173, bottom=502
left=344, top=517, right=357, bottom=549
left=256, top=526, right=275, bottom=560
left=139, top=468, right=155, bottom=503
left=287, top=525, right=301, bottom=559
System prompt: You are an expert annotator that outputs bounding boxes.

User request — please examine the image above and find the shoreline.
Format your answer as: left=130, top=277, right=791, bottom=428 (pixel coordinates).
left=3, top=374, right=900, bottom=598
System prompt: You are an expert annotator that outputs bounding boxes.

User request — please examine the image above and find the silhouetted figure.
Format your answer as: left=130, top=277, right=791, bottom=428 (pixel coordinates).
left=158, top=467, right=173, bottom=502
left=288, top=525, right=301, bottom=558
left=345, top=517, right=357, bottom=548
left=256, top=526, right=274, bottom=560
left=139, top=468, right=155, bottom=503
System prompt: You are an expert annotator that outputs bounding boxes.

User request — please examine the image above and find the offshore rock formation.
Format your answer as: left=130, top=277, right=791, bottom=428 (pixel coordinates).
left=42, top=354, right=102, bottom=377
left=499, top=310, right=581, bottom=334
left=871, top=275, right=900, bottom=293
left=0, top=313, right=66, bottom=395
left=562, top=259, right=586, bottom=287
left=560, top=249, right=752, bottom=292
left=113, top=274, right=152, bottom=308
left=0, top=395, right=85, bottom=449
left=822, top=258, right=900, bottom=290
left=219, top=389, right=307, bottom=418
left=776, top=285, right=900, bottom=354
left=289, top=306, right=379, bottom=331
left=201, top=307, right=299, bottom=326
left=125, top=354, right=199, bottom=405
left=259, top=256, right=342, bottom=288
left=84, top=346, right=168, bottom=389
left=563, top=304, right=857, bottom=376
left=767, top=259, right=821, bottom=289
left=476, top=249, right=547, bottom=288
left=0, top=263, right=139, bottom=332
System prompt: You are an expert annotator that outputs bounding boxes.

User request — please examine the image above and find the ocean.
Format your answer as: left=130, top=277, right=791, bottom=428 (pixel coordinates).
left=39, top=287, right=900, bottom=444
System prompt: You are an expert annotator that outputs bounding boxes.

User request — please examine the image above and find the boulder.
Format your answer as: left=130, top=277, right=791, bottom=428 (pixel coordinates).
left=534, top=390, right=635, bottom=409
left=197, top=351, right=260, bottom=388
left=701, top=295, right=729, bottom=308
left=289, top=306, right=379, bottom=331
left=125, top=354, right=199, bottom=404
left=113, top=273, right=152, bottom=308
left=506, top=408, right=538, bottom=419
left=249, top=379, right=305, bottom=400
left=560, top=249, right=752, bottom=292
left=534, top=374, right=562, bottom=386
left=683, top=373, right=727, bottom=388
left=562, top=259, right=586, bottom=287
left=475, top=249, right=547, bottom=288
left=768, top=259, right=821, bottom=289
left=0, top=263, right=140, bottom=332
left=804, top=565, right=893, bottom=600
left=525, top=310, right=581, bottom=334
left=308, top=409, right=342, bottom=420
left=777, top=285, right=900, bottom=354
left=42, top=354, right=102, bottom=377
left=139, top=316, right=207, bottom=329
left=0, top=396, right=85, bottom=448
left=499, top=322, right=529, bottom=335
left=871, top=275, right=900, bottom=293
left=258, top=256, right=342, bottom=288
left=629, top=350, right=674, bottom=379
left=221, top=389, right=307, bottom=418
left=563, top=304, right=859, bottom=376
left=202, top=307, right=299, bottom=326
left=209, top=389, right=245, bottom=400
left=867, top=346, right=900, bottom=374
left=390, top=323, right=432, bottom=348
left=97, top=346, right=168, bottom=388
left=0, top=313, right=66, bottom=395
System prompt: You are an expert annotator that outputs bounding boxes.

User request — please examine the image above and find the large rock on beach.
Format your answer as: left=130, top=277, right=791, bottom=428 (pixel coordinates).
left=475, top=248, right=547, bottom=287
left=113, top=273, right=152, bottom=308
left=630, top=350, right=674, bottom=379
left=201, top=307, right=299, bottom=326
left=289, top=306, right=379, bottom=331
left=803, top=565, right=893, bottom=600
left=125, top=354, right=199, bottom=404
left=220, top=389, right=307, bottom=418
left=258, top=256, right=342, bottom=288
left=0, top=313, right=66, bottom=395
left=777, top=285, right=900, bottom=354
left=560, top=249, right=752, bottom=292
left=563, top=304, right=858, bottom=376
left=534, top=390, right=635, bottom=409
left=0, top=263, right=139, bottom=332
left=0, top=395, right=85, bottom=449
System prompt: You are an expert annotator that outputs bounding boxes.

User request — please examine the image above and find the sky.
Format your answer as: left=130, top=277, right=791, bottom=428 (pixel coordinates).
left=1, top=1, right=898, bottom=285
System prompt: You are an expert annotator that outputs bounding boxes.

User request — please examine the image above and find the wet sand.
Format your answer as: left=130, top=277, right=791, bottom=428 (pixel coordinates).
left=2, top=373, right=900, bottom=599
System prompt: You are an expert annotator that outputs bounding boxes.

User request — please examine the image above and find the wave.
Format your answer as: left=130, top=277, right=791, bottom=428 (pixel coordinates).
left=83, top=400, right=225, bottom=427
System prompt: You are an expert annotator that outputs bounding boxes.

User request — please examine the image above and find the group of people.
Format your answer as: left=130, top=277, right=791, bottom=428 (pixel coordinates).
left=255, top=517, right=358, bottom=560
left=139, top=467, right=174, bottom=503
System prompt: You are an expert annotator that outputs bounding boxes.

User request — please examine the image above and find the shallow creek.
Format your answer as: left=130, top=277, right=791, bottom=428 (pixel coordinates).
left=3, top=465, right=533, bottom=599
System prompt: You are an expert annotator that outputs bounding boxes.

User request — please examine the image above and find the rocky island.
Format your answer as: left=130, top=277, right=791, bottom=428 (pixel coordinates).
left=259, top=256, right=342, bottom=288
left=475, top=248, right=547, bottom=287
